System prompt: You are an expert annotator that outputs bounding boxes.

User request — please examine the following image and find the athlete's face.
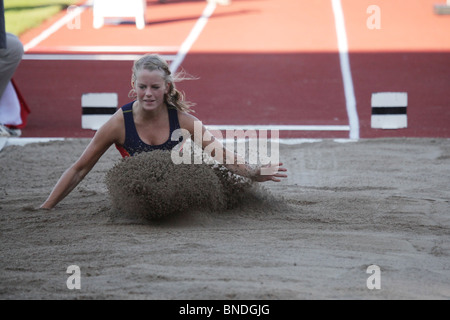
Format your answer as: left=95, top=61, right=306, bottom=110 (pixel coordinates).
left=134, top=69, right=169, bottom=111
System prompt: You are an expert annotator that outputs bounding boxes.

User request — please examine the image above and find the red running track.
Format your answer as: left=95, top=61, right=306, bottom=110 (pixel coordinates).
left=13, top=0, right=450, bottom=139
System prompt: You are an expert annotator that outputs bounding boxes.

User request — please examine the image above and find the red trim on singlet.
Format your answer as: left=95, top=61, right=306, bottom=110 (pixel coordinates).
left=115, top=143, right=130, bottom=158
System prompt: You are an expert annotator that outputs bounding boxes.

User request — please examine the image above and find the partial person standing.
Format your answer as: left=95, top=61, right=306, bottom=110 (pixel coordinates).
left=0, top=0, right=25, bottom=136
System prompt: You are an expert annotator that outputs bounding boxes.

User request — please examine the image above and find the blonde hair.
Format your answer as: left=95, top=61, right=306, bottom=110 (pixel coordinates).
left=129, top=54, right=196, bottom=113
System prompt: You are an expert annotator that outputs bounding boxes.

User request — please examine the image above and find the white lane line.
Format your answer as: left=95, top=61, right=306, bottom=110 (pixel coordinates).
left=23, top=54, right=177, bottom=61
left=1, top=124, right=349, bottom=151
left=23, top=1, right=89, bottom=52
left=170, top=2, right=216, bottom=74
left=1, top=137, right=65, bottom=151
left=331, top=0, right=360, bottom=140
left=206, top=125, right=350, bottom=131
left=27, top=46, right=179, bottom=53
left=1, top=137, right=356, bottom=151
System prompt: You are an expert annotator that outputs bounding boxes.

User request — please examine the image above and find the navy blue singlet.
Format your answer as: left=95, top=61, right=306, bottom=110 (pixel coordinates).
left=115, top=101, right=182, bottom=157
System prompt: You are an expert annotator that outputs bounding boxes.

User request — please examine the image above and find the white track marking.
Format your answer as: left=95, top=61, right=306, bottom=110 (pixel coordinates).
left=23, top=54, right=177, bottom=61
left=23, top=2, right=89, bottom=52
left=28, top=46, right=179, bottom=53
left=206, top=125, right=350, bottom=131
left=331, top=0, right=360, bottom=140
left=169, top=2, right=216, bottom=73
left=1, top=137, right=355, bottom=150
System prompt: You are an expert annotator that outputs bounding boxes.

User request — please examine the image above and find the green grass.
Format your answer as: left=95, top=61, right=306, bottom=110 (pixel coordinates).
left=4, top=0, right=80, bottom=36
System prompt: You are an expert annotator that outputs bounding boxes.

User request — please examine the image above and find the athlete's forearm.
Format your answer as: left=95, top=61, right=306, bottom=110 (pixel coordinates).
left=201, top=136, right=260, bottom=180
left=40, top=166, right=88, bottom=209
left=224, top=162, right=259, bottom=180
left=220, top=147, right=259, bottom=180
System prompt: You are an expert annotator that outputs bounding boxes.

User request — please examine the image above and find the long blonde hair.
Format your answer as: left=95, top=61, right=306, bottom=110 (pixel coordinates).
left=129, top=54, right=196, bottom=113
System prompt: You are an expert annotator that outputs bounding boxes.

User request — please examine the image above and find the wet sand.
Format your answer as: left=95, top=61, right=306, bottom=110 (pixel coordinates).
left=0, top=138, right=449, bottom=299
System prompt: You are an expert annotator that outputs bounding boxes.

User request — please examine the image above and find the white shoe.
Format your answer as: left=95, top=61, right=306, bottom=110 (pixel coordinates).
left=0, top=124, right=21, bottom=137
left=8, top=128, right=22, bottom=137
left=0, top=124, right=10, bottom=137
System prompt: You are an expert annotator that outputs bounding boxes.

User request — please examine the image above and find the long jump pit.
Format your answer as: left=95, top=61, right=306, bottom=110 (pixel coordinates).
left=0, top=137, right=449, bottom=299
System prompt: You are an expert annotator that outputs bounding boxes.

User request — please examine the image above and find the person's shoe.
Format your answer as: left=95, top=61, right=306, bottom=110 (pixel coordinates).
left=0, top=124, right=11, bottom=137
left=0, top=124, right=21, bottom=137
left=8, top=127, right=22, bottom=137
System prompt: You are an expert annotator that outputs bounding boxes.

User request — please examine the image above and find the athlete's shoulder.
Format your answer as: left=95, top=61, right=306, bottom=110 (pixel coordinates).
left=93, top=107, right=126, bottom=145
left=177, top=111, right=207, bottom=136
left=178, top=110, right=201, bottom=125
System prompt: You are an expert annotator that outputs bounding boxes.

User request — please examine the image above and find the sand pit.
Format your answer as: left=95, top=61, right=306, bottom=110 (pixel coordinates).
left=0, top=138, right=449, bottom=300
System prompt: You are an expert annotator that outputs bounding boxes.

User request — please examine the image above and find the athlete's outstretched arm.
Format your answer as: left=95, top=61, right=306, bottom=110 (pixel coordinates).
left=40, top=112, right=123, bottom=209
